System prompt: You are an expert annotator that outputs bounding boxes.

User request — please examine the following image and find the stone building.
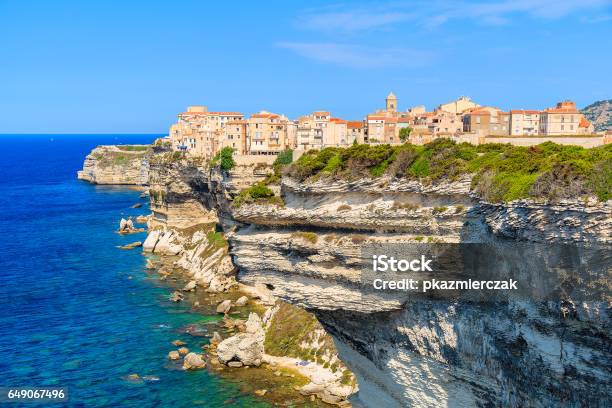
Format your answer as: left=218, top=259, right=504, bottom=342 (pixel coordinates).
left=540, top=101, right=593, bottom=135
left=169, top=106, right=243, bottom=159
left=246, top=111, right=291, bottom=155
left=510, top=110, right=540, bottom=135
left=462, top=107, right=509, bottom=136
left=438, top=96, right=480, bottom=114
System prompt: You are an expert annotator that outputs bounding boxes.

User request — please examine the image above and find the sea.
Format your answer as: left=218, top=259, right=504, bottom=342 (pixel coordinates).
left=0, top=135, right=269, bottom=407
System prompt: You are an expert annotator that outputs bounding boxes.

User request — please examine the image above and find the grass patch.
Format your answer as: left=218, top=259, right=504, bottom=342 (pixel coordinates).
left=233, top=183, right=284, bottom=208
left=291, top=231, right=318, bottom=244
left=391, top=201, right=420, bottom=211
left=264, top=303, right=320, bottom=359
left=116, top=145, right=149, bottom=152
left=285, top=140, right=612, bottom=202
left=432, top=206, right=448, bottom=214
left=206, top=230, right=227, bottom=250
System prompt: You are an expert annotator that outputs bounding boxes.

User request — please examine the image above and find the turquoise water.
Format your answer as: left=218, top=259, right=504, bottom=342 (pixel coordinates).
left=0, top=135, right=268, bottom=407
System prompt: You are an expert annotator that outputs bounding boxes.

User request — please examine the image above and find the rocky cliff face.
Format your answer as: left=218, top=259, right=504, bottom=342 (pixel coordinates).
left=582, top=99, right=612, bottom=132
left=138, top=153, right=610, bottom=407
left=229, top=176, right=611, bottom=407
left=142, top=157, right=357, bottom=404
left=77, top=145, right=150, bottom=185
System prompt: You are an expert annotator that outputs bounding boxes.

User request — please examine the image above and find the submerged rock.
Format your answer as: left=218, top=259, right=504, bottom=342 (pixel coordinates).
left=168, top=350, right=180, bottom=360
left=177, top=347, right=189, bottom=356
left=119, top=241, right=142, bottom=250
left=169, top=291, right=184, bottom=302
left=172, top=340, right=186, bottom=347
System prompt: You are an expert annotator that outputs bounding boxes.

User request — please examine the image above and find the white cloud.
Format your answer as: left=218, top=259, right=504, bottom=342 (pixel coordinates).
left=276, top=42, right=435, bottom=69
left=297, top=0, right=611, bottom=31
left=298, top=10, right=416, bottom=32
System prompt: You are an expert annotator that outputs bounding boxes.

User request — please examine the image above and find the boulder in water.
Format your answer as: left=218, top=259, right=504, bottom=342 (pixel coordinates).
left=183, top=353, right=206, bottom=370
left=216, top=300, right=232, bottom=314
left=119, top=241, right=142, bottom=250
left=182, top=281, right=196, bottom=292
left=170, top=291, right=184, bottom=302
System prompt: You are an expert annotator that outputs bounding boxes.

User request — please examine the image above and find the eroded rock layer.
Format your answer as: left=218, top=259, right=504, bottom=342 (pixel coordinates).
left=229, top=177, right=611, bottom=407
left=77, top=145, right=150, bottom=185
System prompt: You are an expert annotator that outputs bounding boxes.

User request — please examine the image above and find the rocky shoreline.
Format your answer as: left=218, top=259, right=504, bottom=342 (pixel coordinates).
left=81, top=144, right=611, bottom=408
left=140, top=222, right=356, bottom=406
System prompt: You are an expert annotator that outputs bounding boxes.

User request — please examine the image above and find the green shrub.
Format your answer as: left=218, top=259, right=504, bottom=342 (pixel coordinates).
left=213, top=147, right=235, bottom=171
left=432, top=206, right=448, bottom=214
left=117, top=145, right=149, bottom=151
left=284, top=140, right=611, bottom=202
left=291, top=231, right=318, bottom=244
left=233, top=183, right=283, bottom=208
left=206, top=231, right=226, bottom=249
left=273, top=149, right=293, bottom=166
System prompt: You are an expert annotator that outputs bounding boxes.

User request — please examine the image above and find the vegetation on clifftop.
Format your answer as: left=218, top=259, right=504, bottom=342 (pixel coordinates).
left=116, top=145, right=149, bottom=152
left=285, top=139, right=612, bottom=202
left=233, top=183, right=284, bottom=208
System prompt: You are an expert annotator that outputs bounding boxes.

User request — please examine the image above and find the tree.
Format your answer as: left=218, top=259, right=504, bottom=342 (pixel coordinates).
left=215, top=147, right=235, bottom=171
left=399, top=127, right=413, bottom=143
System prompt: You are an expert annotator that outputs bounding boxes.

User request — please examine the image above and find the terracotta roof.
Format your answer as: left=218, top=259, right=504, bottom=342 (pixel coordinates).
left=251, top=113, right=280, bottom=119
left=398, top=117, right=412, bottom=123
left=367, top=115, right=387, bottom=120
left=313, top=111, right=330, bottom=116
left=179, top=111, right=208, bottom=116
left=179, top=111, right=243, bottom=116
left=544, top=108, right=579, bottom=113
left=579, top=117, right=591, bottom=128
left=330, top=117, right=348, bottom=124
left=209, top=112, right=243, bottom=116
left=347, top=121, right=364, bottom=129
left=510, top=110, right=540, bottom=114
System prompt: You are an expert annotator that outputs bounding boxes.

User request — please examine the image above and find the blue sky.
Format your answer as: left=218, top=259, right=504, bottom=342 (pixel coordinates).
left=0, top=0, right=610, bottom=133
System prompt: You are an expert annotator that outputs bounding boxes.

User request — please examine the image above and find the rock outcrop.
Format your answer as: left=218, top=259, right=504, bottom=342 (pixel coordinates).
left=137, top=152, right=610, bottom=407
left=77, top=145, right=151, bottom=185
left=230, top=176, right=611, bottom=407
left=217, top=313, right=265, bottom=367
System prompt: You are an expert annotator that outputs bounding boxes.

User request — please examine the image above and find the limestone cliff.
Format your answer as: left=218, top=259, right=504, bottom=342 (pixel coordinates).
left=136, top=152, right=610, bottom=407
left=141, top=156, right=356, bottom=404
left=229, top=176, right=611, bottom=407
left=77, top=145, right=151, bottom=185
